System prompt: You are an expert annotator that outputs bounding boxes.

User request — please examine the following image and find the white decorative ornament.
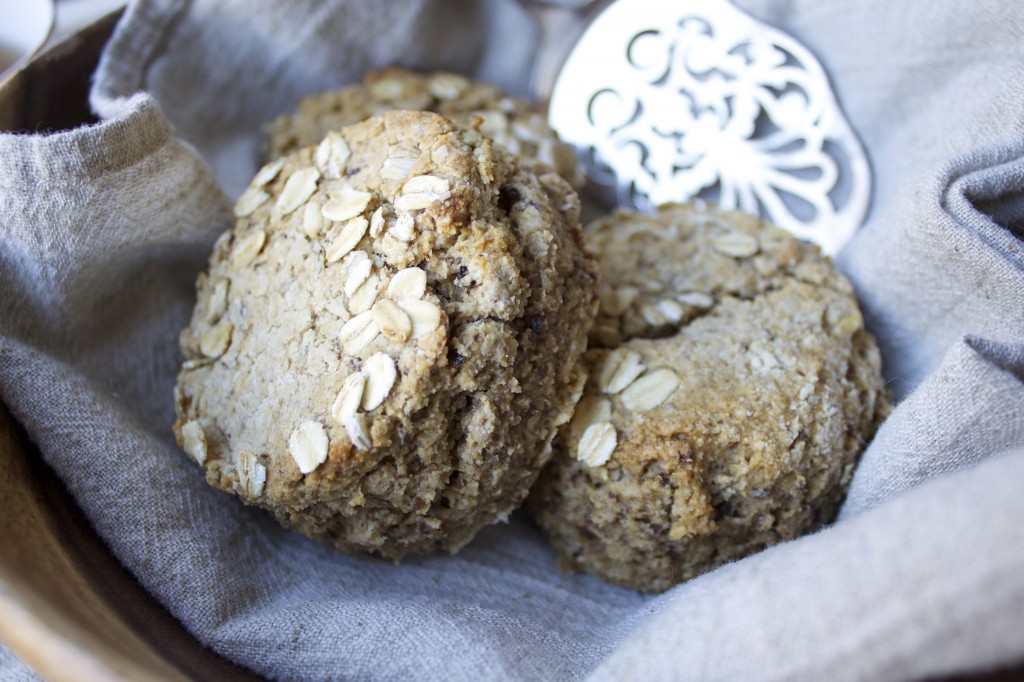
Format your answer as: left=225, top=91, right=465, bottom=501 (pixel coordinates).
left=547, top=0, right=870, bottom=253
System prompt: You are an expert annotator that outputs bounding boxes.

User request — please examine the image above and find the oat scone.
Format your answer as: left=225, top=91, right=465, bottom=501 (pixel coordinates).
left=526, top=203, right=890, bottom=593
left=267, top=67, right=583, bottom=188
left=174, top=111, right=597, bottom=560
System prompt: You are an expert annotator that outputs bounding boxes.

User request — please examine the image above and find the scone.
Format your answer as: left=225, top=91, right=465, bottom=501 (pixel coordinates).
left=527, top=203, right=890, bottom=592
left=173, top=110, right=597, bottom=560
left=267, top=67, right=583, bottom=188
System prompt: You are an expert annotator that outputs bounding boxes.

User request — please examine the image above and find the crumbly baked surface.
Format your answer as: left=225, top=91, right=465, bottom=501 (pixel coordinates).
left=266, top=67, right=583, bottom=188
left=174, top=110, right=597, bottom=560
left=526, top=203, right=890, bottom=593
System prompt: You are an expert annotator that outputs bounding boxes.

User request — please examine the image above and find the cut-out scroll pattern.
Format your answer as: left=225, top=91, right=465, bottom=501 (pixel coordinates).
left=549, top=0, right=870, bottom=252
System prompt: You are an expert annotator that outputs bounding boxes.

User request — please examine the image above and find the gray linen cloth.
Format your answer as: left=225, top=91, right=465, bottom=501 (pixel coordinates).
left=0, top=645, right=41, bottom=682
left=1, top=0, right=1023, bottom=680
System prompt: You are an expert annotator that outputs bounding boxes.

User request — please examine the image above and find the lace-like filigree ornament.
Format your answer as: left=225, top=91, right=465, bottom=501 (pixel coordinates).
left=548, top=0, right=870, bottom=253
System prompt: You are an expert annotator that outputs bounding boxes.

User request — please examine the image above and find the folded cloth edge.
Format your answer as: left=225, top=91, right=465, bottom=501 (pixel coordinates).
left=0, top=94, right=171, bottom=186
left=90, top=0, right=191, bottom=119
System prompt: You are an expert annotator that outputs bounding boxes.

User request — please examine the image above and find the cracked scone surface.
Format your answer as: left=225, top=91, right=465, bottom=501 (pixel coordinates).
left=527, top=203, right=890, bottom=593
left=174, top=110, right=597, bottom=560
left=267, top=67, right=583, bottom=188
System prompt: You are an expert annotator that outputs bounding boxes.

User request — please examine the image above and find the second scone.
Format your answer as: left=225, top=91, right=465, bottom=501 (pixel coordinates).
left=527, top=203, right=890, bottom=592
left=174, top=111, right=597, bottom=560
left=266, top=67, right=583, bottom=188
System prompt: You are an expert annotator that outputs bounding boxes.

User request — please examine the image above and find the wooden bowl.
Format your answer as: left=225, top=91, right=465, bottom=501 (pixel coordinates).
left=0, top=14, right=256, bottom=682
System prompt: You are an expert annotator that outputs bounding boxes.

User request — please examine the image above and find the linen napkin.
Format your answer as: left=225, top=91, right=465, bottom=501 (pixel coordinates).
left=1, top=0, right=1023, bottom=680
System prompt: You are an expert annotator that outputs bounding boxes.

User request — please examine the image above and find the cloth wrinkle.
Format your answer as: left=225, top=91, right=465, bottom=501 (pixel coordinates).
left=942, top=148, right=1024, bottom=267
left=91, top=0, right=191, bottom=107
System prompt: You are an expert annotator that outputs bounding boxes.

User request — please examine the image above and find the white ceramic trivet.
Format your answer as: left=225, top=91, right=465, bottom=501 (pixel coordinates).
left=521, top=0, right=870, bottom=254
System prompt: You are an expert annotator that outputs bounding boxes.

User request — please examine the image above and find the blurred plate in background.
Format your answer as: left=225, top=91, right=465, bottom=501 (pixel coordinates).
left=0, top=0, right=55, bottom=82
